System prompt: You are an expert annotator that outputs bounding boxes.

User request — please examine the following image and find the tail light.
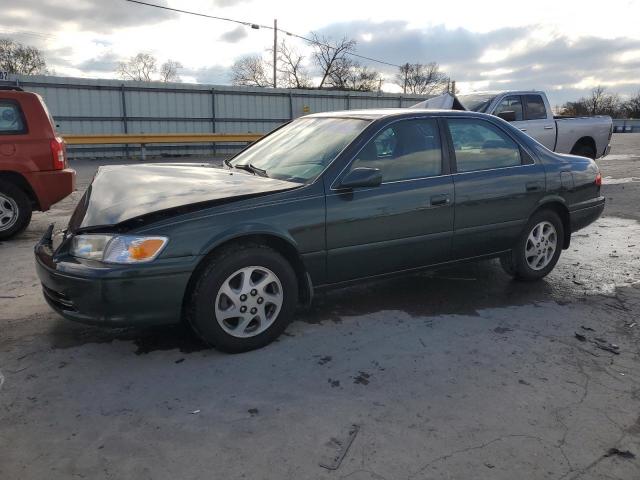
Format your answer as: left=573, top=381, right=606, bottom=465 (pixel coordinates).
left=50, top=136, right=66, bottom=170
left=595, top=172, right=602, bottom=186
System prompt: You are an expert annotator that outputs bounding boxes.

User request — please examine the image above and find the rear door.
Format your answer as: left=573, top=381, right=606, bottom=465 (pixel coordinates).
left=325, top=117, right=454, bottom=283
left=520, top=94, right=556, bottom=150
left=445, top=117, right=546, bottom=259
left=0, top=98, right=27, bottom=162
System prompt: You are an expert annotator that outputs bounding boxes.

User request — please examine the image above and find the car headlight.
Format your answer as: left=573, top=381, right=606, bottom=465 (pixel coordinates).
left=70, top=234, right=168, bottom=264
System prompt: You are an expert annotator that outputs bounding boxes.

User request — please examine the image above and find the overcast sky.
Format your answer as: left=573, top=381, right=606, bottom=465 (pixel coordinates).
left=2, top=0, right=640, bottom=104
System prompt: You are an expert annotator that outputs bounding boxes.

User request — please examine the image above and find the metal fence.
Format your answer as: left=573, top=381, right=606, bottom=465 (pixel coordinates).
left=1, top=75, right=429, bottom=158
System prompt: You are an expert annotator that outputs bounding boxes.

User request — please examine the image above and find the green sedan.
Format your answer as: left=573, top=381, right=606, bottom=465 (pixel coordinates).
left=35, top=109, right=605, bottom=352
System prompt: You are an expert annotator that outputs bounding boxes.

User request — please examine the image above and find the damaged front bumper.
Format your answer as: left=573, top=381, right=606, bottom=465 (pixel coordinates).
left=34, top=225, right=197, bottom=327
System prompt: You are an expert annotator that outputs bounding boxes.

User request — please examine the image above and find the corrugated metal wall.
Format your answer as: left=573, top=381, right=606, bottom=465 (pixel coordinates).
left=1, top=75, right=429, bottom=158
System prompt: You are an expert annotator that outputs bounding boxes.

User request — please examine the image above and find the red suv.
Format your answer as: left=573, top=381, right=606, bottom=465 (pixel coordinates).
left=0, top=87, right=75, bottom=239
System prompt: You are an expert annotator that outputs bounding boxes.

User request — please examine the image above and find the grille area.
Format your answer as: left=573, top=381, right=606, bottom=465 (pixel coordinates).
left=42, top=285, right=76, bottom=312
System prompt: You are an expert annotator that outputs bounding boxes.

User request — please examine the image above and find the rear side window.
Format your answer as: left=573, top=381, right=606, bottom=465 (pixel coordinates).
left=494, top=96, right=523, bottom=121
left=524, top=95, right=547, bottom=120
left=350, top=119, right=442, bottom=182
left=448, top=119, right=521, bottom=173
left=0, top=100, right=27, bottom=134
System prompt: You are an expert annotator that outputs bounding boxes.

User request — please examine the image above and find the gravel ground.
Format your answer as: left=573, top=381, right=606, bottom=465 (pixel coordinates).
left=1, top=135, right=639, bottom=480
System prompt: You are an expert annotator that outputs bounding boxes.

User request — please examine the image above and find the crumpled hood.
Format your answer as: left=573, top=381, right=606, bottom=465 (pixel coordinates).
left=410, top=93, right=466, bottom=110
left=68, top=163, right=300, bottom=231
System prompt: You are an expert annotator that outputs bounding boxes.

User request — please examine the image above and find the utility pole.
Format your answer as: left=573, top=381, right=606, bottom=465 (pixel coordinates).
left=273, top=18, right=277, bottom=88
left=403, top=63, right=409, bottom=94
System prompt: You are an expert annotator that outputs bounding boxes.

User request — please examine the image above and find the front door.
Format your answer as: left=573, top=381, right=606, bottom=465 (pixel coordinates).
left=325, top=118, right=454, bottom=283
left=445, top=117, right=547, bottom=259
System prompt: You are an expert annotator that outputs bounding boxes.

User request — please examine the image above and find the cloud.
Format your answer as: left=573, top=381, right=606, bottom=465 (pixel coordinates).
left=313, top=20, right=640, bottom=103
left=181, top=65, right=231, bottom=85
left=213, top=0, right=252, bottom=6
left=315, top=21, right=525, bottom=67
left=219, top=26, right=248, bottom=43
left=1, top=0, right=176, bottom=34
left=76, top=51, right=121, bottom=73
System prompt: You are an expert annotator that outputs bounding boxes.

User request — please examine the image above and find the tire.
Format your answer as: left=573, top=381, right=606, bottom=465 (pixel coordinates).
left=570, top=143, right=596, bottom=160
left=186, top=243, right=298, bottom=353
left=0, top=180, right=32, bottom=240
left=500, top=209, right=564, bottom=281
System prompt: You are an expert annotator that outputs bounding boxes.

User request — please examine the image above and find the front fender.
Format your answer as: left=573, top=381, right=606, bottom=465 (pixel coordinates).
left=200, top=222, right=299, bottom=256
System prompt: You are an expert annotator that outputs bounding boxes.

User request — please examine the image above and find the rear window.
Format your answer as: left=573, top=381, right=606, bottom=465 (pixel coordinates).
left=37, top=95, right=57, bottom=133
left=448, top=119, right=521, bottom=172
left=0, top=100, right=27, bottom=134
left=524, top=95, right=547, bottom=120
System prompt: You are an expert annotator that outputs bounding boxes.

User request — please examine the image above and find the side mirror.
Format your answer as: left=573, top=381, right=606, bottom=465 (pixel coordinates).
left=496, top=110, right=517, bottom=122
left=339, top=167, right=382, bottom=189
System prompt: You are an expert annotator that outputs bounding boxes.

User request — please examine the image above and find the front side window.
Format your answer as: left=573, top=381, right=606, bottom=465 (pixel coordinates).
left=494, top=96, right=523, bottom=121
left=524, top=95, right=547, bottom=120
left=448, top=119, right=521, bottom=173
left=350, top=119, right=442, bottom=182
left=230, top=117, right=370, bottom=183
left=0, top=101, right=26, bottom=134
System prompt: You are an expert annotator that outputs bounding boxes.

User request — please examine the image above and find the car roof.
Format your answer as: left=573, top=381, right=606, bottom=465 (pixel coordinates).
left=304, top=108, right=490, bottom=121
left=0, top=88, right=39, bottom=100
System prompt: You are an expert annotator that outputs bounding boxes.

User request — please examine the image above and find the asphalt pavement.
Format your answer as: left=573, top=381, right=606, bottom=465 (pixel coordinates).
left=1, top=135, right=639, bottom=480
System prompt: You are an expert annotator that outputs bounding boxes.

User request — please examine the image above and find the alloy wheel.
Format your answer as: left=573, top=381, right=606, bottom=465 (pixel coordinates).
left=214, top=266, right=284, bottom=338
left=0, top=193, right=19, bottom=232
left=525, top=221, right=557, bottom=271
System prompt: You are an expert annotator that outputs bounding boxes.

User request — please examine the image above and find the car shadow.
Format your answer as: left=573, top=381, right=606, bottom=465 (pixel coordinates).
left=47, top=258, right=577, bottom=354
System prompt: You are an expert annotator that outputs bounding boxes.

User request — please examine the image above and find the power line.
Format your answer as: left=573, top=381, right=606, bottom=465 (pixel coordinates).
left=124, top=0, right=403, bottom=69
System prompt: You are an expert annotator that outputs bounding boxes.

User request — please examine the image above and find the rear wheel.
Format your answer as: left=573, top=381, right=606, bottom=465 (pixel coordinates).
left=186, top=244, right=298, bottom=353
left=0, top=181, right=32, bottom=240
left=570, top=143, right=596, bottom=159
left=500, top=209, right=564, bottom=281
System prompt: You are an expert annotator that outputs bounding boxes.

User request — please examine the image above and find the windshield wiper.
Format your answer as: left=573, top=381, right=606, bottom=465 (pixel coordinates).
left=231, top=162, right=269, bottom=177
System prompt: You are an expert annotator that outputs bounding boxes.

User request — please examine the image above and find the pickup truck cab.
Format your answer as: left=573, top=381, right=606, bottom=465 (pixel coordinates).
left=0, top=87, right=75, bottom=239
left=416, top=90, right=613, bottom=159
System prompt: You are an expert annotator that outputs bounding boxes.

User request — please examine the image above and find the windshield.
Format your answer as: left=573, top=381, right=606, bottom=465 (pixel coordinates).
left=229, top=117, right=370, bottom=183
left=457, top=94, right=496, bottom=113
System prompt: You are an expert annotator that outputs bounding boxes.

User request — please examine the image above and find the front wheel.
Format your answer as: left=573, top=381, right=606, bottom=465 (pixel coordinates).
left=186, top=244, right=298, bottom=353
left=500, top=210, right=564, bottom=281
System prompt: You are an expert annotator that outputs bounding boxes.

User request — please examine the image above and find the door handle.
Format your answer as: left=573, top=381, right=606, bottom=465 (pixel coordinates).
left=430, top=194, right=450, bottom=206
left=544, top=125, right=554, bottom=130
left=519, top=128, right=527, bottom=132
left=526, top=181, right=543, bottom=192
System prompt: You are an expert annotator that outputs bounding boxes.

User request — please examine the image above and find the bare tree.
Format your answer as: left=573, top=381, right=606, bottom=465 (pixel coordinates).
left=231, top=54, right=272, bottom=87
left=345, top=65, right=382, bottom=92
left=562, top=86, right=622, bottom=117
left=395, top=62, right=449, bottom=95
left=159, top=59, right=182, bottom=82
left=622, top=91, right=640, bottom=118
left=117, top=53, right=157, bottom=81
left=275, top=40, right=311, bottom=89
left=0, top=38, right=47, bottom=75
left=310, top=33, right=357, bottom=89
left=324, top=55, right=357, bottom=89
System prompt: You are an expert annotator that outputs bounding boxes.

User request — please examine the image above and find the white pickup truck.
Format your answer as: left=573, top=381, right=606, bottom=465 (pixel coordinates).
left=414, top=90, right=613, bottom=159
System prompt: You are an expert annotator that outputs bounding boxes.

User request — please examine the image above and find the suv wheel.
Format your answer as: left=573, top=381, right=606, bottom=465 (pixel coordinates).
left=0, top=181, right=32, bottom=240
left=500, top=209, right=564, bottom=281
left=186, top=244, right=298, bottom=353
